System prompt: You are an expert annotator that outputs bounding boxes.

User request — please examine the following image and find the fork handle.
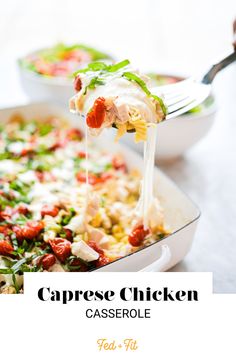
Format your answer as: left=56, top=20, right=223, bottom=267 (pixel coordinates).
left=202, top=51, right=236, bottom=84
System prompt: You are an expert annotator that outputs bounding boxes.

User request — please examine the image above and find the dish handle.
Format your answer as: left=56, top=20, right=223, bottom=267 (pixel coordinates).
left=140, top=245, right=171, bottom=272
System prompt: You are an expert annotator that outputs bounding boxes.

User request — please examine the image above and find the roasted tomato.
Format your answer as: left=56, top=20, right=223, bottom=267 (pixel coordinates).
left=112, top=156, right=127, bottom=172
left=74, top=75, right=82, bottom=92
left=13, top=221, right=44, bottom=241
left=63, top=228, right=73, bottom=242
left=40, top=254, right=56, bottom=270
left=88, top=241, right=110, bottom=267
left=100, top=172, right=113, bottom=182
left=0, top=206, right=14, bottom=221
left=66, top=128, right=83, bottom=141
left=20, top=147, right=34, bottom=157
left=69, top=258, right=88, bottom=272
left=49, top=238, right=71, bottom=263
left=88, top=240, right=104, bottom=255
left=78, top=151, right=86, bottom=159
left=0, top=225, right=11, bottom=235
left=76, top=172, right=100, bottom=185
left=35, top=171, right=56, bottom=183
left=0, top=240, right=14, bottom=256
left=95, top=254, right=110, bottom=268
left=128, top=225, right=150, bottom=247
left=41, top=205, right=59, bottom=218
left=17, top=204, right=29, bottom=215
left=86, top=97, right=106, bottom=129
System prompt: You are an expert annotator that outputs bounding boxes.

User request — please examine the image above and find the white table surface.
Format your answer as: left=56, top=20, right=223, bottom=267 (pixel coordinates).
left=0, top=0, right=235, bottom=293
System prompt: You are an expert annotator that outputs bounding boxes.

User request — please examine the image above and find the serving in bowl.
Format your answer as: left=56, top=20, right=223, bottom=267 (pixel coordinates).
left=18, top=43, right=112, bottom=106
left=121, top=73, right=216, bottom=160
left=0, top=103, right=200, bottom=293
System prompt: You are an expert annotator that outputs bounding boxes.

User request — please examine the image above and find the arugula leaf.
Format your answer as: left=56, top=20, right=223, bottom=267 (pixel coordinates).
left=122, top=72, right=167, bottom=115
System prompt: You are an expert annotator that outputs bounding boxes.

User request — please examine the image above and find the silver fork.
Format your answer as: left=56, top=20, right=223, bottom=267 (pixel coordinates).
left=152, top=51, right=236, bottom=119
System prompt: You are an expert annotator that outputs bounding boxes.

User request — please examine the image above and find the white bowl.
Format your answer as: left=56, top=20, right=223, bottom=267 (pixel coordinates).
left=17, top=45, right=112, bottom=107
left=18, top=66, right=74, bottom=107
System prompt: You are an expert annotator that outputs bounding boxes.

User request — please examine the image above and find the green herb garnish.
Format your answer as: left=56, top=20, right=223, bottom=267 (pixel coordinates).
left=122, top=72, right=167, bottom=115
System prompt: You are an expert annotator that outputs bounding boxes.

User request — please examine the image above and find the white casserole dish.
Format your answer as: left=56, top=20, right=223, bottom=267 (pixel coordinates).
left=0, top=102, right=200, bottom=272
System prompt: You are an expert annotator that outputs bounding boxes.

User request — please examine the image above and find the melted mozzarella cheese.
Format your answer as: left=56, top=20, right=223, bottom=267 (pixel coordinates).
left=74, top=76, right=158, bottom=124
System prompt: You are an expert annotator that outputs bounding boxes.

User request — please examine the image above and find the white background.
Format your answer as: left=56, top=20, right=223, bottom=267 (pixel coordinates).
left=0, top=3, right=236, bottom=351
left=0, top=273, right=235, bottom=353
left=0, top=0, right=235, bottom=74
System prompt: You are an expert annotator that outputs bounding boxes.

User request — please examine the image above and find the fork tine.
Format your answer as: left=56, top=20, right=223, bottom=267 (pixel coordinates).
left=165, top=92, right=191, bottom=106
left=167, top=96, right=195, bottom=114
left=166, top=83, right=211, bottom=119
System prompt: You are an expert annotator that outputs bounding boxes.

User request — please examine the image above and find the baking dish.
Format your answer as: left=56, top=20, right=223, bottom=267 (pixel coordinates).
left=0, top=102, right=200, bottom=272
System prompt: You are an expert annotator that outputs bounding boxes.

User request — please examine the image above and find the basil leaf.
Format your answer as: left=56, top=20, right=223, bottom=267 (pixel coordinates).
left=122, top=72, right=167, bottom=115
left=0, top=268, right=12, bottom=274
left=107, top=59, right=130, bottom=72
left=74, top=59, right=130, bottom=77
left=74, top=62, right=108, bottom=76
left=87, top=77, right=105, bottom=90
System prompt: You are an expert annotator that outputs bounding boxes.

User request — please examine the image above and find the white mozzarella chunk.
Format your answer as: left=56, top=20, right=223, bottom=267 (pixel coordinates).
left=0, top=160, right=23, bottom=174
left=66, top=215, right=86, bottom=233
left=7, top=141, right=25, bottom=154
left=71, top=240, right=99, bottom=262
left=18, top=170, right=37, bottom=183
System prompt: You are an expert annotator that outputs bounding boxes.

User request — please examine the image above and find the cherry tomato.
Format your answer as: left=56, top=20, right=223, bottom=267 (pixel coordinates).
left=76, top=172, right=101, bottom=185
left=63, top=228, right=73, bottom=242
left=35, top=59, right=53, bottom=76
left=112, top=156, right=127, bottom=172
left=13, top=221, right=44, bottom=241
left=35, top=171, right=56, bottom=183
left=0, top=225, right=10, bottom=235
left=74, top=75, right=82, bottom=92
left=20, top=147, right=34, bottom=157
left=88, top=240, right=104, bottom=255
left=95, top=254, right=110, bottom=268
left=40, top=254, right=56, bottom=270
left=78, top=151, right=86, bottom=159
left=86, top=97, right=106, bottom=129
left=69, top=258, right=88, bottom=272
left=49, top=238, right=71, bottom=263
left=0, top=240, right=14, bottom=256
left=17, top=204, right=29, bottom=215
left=66, top=128, right=83, bottom=141
left=128, top=225, right=150, bottom=247
left=100, top=172, right=113, bottom=182
left=0, top=207, right=14, bottom=221
left=41, top=205, right=59, bottom=218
